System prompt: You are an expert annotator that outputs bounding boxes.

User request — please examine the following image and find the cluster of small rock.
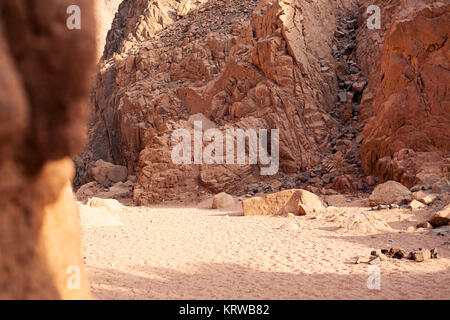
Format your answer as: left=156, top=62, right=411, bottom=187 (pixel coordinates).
left=369, top=203, right=401, bottom=211
left=368, top=180, right=448, bottom=211
left=356, top=247, right=440, bottom=264
left=304, top=14, right=370, bottom=196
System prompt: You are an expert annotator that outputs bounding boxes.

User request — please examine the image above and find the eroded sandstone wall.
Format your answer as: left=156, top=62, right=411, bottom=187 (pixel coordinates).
left=357, top=0, right=450, bottom=187
left=84, top=0, right=357, bottom=203
left=0, top=0, right=96, bottom=299
left=102, top=0, right=211, bottom=60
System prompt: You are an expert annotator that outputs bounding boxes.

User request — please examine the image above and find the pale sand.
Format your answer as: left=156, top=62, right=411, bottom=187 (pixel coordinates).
left=81, top=202, right=450, bottom=300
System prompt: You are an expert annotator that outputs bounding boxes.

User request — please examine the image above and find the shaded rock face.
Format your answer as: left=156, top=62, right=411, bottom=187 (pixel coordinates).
left=84, top=0, right=356, bottom=204
left=358, top=0, right=450, bottom=183
left=0, top=0, right=96, bottom=299
left=102, top=0, right=212, bottom=60
left=329, top=174, right=362, bottom=194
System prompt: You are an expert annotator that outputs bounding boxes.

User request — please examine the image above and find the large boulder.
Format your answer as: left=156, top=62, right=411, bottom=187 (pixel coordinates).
left=0, top=0, right=96, bottom=299
left=369, top=181, right=412, bottom=206
left=76, top=180, right=134, bottom=202
left=212, top=192, right=235, bottom=209
left=99, top=181, right=133, bottom=199
left=90, top=160, right=128, bottom=186
left=242, top=189, right=327, bottom=216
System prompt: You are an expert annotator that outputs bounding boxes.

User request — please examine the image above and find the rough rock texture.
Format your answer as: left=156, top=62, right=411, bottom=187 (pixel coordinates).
left=410, top=249, right=432, bottom=262
left=242, top=189, right=326, bottom=216
left=95, top=0, right=123, bottom=60
left=0, top=0, right=96, bottom=299
left=80, top=0, right=449, bottom=204
left=368, top=180, right=412, bottom=206
left=371, top=149, right=449, bottom=189
left=102, top=0, right=210, bottom=60
left=329, top=174, right=362, bottom=194
left=81, top=0, right=357, bottom=204
left=357, top=0, right=450, bottom=184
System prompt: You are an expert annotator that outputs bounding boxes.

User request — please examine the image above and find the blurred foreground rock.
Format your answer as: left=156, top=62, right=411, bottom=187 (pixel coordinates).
left=0, top=0, right=96, bottom=299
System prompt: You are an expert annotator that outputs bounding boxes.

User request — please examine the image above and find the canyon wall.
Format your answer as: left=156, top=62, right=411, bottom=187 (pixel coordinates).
left=0, top=0, right=96, bottom=299
left=357, top=0, right=450, bottom=187
left=82, top=0, right=449, bottom=204
left=84, top=0, right=357, bottom=203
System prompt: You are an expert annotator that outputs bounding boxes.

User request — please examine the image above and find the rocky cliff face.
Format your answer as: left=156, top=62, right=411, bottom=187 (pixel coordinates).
left=0, top=0, right=96, bottom=299
left=95, top=0, right=123, bottom=60
left=83, top=0, right=358, bottom=203
left=81, top=0, right=449, bottom=204
left=357, top=0, right=450, bottom=187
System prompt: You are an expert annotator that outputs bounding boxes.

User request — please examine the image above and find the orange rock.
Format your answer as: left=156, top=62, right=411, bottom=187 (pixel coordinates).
left=370, top=149, right=448, bottom=188
left=365, top=176, right=377, bottom=186
left=427, top=204, right=450, bottom=228
left=360, top=1, right=450, bottom=181
left=82, top=0, right=357, bottom=204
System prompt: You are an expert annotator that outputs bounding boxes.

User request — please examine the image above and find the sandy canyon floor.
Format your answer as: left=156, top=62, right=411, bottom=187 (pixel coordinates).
left=81, top=198, right=450, bottom=300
